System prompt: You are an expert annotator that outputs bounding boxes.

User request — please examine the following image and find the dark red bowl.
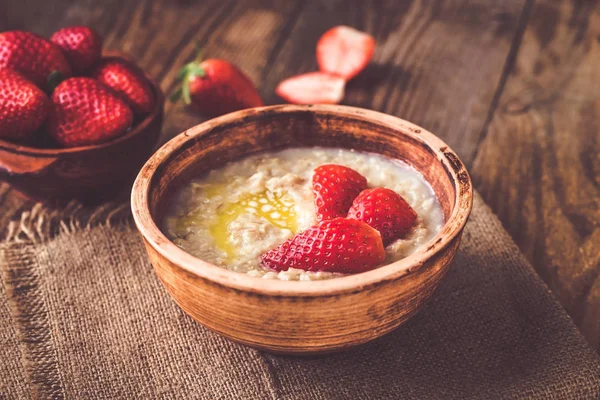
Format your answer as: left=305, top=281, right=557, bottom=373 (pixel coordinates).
left=0, top=77, right=164, bottom=205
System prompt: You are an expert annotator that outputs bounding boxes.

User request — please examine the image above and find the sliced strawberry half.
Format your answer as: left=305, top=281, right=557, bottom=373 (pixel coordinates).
left=275, top=72, right=345, bottom=105
left=312, top=164, right=368, bottom=221
left=261, top=217, right=385, bottom=273
left=348, top=188, right=417, bottom=246
left=317, top=25, right=375, bottom=81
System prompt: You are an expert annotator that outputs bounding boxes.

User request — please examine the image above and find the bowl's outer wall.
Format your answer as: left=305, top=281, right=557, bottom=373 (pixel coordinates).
left=145, top=233, right=461, bottom=354
left=0, top=83, right=164, bottom=205
left=133, top=105, right=473, bottom=354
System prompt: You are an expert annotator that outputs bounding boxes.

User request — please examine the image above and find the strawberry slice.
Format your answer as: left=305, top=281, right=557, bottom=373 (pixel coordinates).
left=261, top=218, right=385, bottom=273
left=275, top=72, right=345, bottom=104
left=347, top=188, right=417, bottom=246
left=312, top=164, right=368, bottom=221
left=317, top=25, right=375, bottom=81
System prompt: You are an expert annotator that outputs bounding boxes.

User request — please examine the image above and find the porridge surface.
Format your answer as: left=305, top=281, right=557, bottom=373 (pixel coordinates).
left=163, top=147, right=444, bottom=280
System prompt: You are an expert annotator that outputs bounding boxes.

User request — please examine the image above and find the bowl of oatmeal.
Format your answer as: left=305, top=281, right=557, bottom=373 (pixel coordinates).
left=131, top=105, right=472, bottom=354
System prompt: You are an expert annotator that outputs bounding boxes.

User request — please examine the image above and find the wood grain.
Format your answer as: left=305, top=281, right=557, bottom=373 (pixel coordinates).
left=258, top=0, right=527, bottom=161
left=472, top=0, right=600, bottom=350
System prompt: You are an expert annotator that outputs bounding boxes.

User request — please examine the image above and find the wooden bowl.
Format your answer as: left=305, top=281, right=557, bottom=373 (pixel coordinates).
left=131, top=105, right=473, bottom=354
left=0, top=77, right=164, bottom=205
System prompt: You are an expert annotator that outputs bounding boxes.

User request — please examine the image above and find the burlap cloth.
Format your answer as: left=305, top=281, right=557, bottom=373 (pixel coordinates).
left=1, top=193, right=599, bottom=399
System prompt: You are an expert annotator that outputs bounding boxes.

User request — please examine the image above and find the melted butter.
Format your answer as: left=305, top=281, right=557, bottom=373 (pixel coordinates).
left=209, top=189, right=298, bottom=259
left=202, top=182, right=226, bottom=198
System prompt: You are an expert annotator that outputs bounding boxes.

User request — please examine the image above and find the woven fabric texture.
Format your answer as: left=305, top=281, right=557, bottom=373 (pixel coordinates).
left=1, top=193, right=599, bottom=399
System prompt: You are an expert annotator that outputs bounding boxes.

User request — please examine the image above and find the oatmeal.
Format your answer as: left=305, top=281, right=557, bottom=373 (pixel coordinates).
left=163, top=147, right=444, bottom=280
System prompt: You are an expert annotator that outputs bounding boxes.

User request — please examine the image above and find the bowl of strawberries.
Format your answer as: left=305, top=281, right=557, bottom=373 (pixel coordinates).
left=0, top=27, right=164, bottom=204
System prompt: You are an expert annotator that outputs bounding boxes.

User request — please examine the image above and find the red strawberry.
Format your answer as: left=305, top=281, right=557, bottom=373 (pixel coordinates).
left=348, top=188, right=417, bottom=246
left=47, top=77, right=133, bottom=147
left=312, top=164, right=367, bottom=221
left=50, top=26, right=102, bottom=74
left=0, top=69, right=50, bottom=141
left=275, top=72, right=345, bottom=105
left=261, top=218, right=385, bottom=273
left=0, top=31, right=71, bottom=88
left=316, top=26, right=375, bottom=81
left=171, top=50, right=263, bottom=118
left=91, top=57, right=154, bottom=116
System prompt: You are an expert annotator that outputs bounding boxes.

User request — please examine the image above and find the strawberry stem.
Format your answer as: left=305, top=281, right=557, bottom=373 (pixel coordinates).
left=194, top=41, right=203, bottom=61
left=170, top=47, right=207, bottom=105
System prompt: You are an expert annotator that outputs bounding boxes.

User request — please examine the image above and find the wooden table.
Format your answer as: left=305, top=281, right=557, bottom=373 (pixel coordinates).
left=2, top=0, right=598, bottom=351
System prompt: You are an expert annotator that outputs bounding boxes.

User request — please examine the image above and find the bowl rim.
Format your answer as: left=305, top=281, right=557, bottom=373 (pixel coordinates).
left=0, top=66, right=164, bottom=156
left=131, top=105, right=473, bottom=297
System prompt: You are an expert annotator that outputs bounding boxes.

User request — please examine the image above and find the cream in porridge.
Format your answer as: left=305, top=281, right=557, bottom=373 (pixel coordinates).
left=163, top=147, right=444, bottom=280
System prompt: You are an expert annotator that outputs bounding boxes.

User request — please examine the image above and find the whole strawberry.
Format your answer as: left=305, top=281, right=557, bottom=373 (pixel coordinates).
left=312, top=164, right=367, bottom=221
left=0, top=69, right=50, bottom=141
left=348, top=188, right=417, bottom=246
left=0, top=31, right=71, bottom=88
left=50, top=26, right=102, bottom=74
left=261, top=218, right=385, bottom=273
left=91, top=57, right=154, bottom=116
left=171, top=50, right=263, bottom=118
left=47, top=77, right=133, bottom=147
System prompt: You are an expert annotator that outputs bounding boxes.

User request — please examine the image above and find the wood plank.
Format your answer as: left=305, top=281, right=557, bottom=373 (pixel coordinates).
left=472, top=0, right=600, bottom=351
left=259, top=0, right=527, bottom=163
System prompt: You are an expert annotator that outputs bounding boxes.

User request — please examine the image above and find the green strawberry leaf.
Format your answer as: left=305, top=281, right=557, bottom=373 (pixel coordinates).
left=181, top=75, right=192, bottom=105
left=171, top=46, right=206, bottom=105
left=169, top=88, right=183, bottom=103
left=186, top=64, right=205, bottom=79
left=176, top=65, right=190, bottom=81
